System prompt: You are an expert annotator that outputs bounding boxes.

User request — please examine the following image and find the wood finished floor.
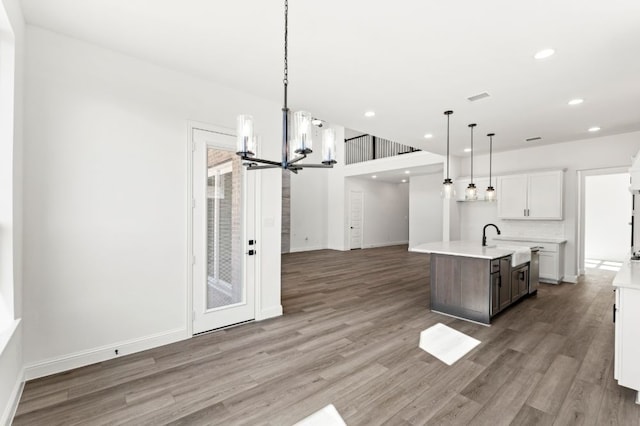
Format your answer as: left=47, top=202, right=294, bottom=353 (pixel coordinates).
left=13, top=245, right=640, bottom=425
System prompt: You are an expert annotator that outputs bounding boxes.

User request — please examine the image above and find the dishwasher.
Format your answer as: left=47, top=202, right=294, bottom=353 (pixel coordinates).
left=529, top=247, right=540, bottom=294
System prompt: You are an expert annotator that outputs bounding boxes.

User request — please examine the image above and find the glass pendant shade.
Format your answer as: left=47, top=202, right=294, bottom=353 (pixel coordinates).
left=292, top=110, right=313, bottom=154
left=442, top=177, right=454, bottom=199
left=236, top=115, right=255, bottom=156
left=322, top=128, right=337, bottom=164
left=485, top=186, right=496, bottom=201
left=465, top=183, right=478, bottom=200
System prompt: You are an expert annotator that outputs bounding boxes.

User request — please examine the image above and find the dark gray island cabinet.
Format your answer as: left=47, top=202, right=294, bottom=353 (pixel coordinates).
left=411, top=241, right=532, bottom=325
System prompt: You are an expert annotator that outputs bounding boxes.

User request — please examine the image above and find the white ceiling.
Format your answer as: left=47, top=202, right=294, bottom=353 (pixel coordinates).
left=349, top=164, right=443, bottom=184
left=19, top=0, right=640, bottom=156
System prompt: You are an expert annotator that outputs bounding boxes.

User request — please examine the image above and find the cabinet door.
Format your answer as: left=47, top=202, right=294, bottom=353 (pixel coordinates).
left=499, top=258, right=511, bottom=310
left=497, top=175, right=528, bottom=219
left=528, top=171, right=563, bottom=219
left=511, top=268, right=521, bottom=302
left=491, top=273, right=500, bottom=316
left=618, top=288, right=640, bottom=390
left=539, top=252, right=556, bottom=280
left=519, top=266, right=529, bottom=297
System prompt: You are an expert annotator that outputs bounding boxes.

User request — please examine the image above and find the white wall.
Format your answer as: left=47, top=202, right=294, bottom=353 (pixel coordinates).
left=409, top=173, right=443, bottom=248
left=345, top=178, right=409, bottom=248
left=585, top=173, right=631, bottom=261
left=289, top=124, right=330, bottom=252
left=0, top=0, right=24, bottom=422
left=457, top=131, right=640, bottom=281
left=327, top=150, right=444, bottom=250
left=22, top=26, right=282, bottom=378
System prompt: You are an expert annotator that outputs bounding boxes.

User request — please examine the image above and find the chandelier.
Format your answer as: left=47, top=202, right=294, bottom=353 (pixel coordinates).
left=235, top=0, right=337, bottom=173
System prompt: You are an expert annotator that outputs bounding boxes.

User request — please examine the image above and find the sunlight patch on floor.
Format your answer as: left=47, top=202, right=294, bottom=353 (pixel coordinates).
left=585, top=259, right=623, bottom=272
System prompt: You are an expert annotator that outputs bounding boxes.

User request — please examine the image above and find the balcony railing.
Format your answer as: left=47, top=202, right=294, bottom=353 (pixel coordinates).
left=345, top=134, right=420, bottom=165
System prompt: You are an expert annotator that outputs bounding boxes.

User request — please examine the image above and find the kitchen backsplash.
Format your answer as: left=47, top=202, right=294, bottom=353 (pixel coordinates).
left=457, top=202, right=567, bottom=242
left=499, top=220, right=566, bottom=239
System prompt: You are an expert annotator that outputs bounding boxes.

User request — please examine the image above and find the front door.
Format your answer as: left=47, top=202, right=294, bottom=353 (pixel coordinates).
left=192, top=127, right=255, bottom=334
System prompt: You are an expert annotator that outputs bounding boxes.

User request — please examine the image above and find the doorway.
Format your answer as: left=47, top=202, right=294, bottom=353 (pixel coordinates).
left=579, top=168, right=630, bottom=275
left=349, top=190, right=364, bottom=249
left=191, top=125, right=256, bottom=334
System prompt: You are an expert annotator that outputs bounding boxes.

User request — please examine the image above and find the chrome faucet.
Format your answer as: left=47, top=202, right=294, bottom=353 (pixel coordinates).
left=482, top=223, right=501, bottom=246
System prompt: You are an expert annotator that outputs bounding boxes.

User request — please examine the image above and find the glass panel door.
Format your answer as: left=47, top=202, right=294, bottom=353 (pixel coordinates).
left=207, top=158, right=241, bottom=310
left=192, top=128, right=255, bottom=334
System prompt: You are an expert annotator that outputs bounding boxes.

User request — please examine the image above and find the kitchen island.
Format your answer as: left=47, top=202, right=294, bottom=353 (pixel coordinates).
left=411, top=241, right=532, bottom=325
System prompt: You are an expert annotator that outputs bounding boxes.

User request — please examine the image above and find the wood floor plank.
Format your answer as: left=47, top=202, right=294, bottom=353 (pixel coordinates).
left=553, top=378, right=605, bottom=426
left=527, top=353, right=581, bottom=415
left=13, top=246, right=640, bottom=425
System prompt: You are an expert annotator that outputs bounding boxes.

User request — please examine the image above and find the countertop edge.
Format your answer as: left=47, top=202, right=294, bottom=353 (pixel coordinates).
left=613, top=261, right=640, bottom=290
left=493, top=235, right=568, bottom=244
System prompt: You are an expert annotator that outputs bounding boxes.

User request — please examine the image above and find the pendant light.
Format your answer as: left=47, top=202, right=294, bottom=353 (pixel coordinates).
left=465, top=123, right=478, bottom=200
left=442, top=110, right=454, bottom=199
left=235, top=0, right=337, bottom=173
left=485, top=133, right=496, bottom=201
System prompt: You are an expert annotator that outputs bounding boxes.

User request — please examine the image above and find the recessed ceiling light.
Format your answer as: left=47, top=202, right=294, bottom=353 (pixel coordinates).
left=588, top=126, right=601, bottom=132
left=568, top=98, right=584, bottom=106
left=401, top=179, right=407, bottom=183
left=424, top=133, right=433, bottom=139
left=372, top=175, right=377, bottom=179
left=404, top=170, right=410, bottom=174
left=464, top=148, right=472, bottom=152
left=534, top=48, right=555, bottom=59
left=364, top=111, right=376, bottom=117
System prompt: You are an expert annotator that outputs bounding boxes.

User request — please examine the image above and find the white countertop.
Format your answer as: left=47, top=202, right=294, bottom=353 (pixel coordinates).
left=410, top=240, right=515, bottom=260
left=613, top=261, right=640, bottom=290
left=493, top=235, right=568, bottom=244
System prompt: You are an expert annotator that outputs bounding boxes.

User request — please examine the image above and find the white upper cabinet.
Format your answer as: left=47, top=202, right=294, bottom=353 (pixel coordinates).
left=497, top=170, right=563, bottom=220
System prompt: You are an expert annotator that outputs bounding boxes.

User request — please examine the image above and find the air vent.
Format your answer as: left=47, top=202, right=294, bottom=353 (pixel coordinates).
left=467, top=92, right=491, bottom=102
left=525, top=136, right=542, bottom=142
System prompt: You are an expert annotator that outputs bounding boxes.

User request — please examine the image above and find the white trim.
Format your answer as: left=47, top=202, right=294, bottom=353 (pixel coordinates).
left=1, top=368, right=24, bottom=426
left=363, top=241, right=409, bottom=249
left=564, top=275, right=579, bottom=284
left=257, top=305, right=283, bottom=321
left=0, top=319, right=19, bottom=358
left=187, top=120, right=262, bottom=335
left=577, top=166, right=630, bottom=280
left=289, top=245, right=325, bottom=253
left=23, top=328, right=187, bottom=381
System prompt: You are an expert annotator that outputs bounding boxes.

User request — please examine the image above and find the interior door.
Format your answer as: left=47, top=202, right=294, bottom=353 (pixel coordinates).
left=349, top=190, right=364, bottom=249
left=192, top=127, right=255, bottom=334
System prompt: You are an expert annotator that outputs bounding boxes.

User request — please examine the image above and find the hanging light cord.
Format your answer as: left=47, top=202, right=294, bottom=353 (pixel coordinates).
left=283, top=0, right=288, bottom=109
left=489, top=134, right=493, bottom=186
left=470, top=124, right=475, bottom=183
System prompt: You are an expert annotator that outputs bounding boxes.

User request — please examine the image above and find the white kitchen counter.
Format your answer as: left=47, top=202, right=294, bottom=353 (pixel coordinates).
left=613, top=261, right=640, bottom=290
left=493, top=235, right=567, bottom=244
left=410, top=240, right=515, bottom=260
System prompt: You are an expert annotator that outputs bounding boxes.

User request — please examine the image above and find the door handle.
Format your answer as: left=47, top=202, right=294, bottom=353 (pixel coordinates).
left=247, top=250, right=256, bottom=256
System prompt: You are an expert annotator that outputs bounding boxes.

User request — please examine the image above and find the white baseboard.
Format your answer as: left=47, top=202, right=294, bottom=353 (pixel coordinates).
left=24, top=328, right=188, bottom=381
left=364, top=240, right=409, bottom=249
left=257, top=305, right=283, bottom=321
left=1, top=368, right=24, bottom=426
left=289, top=245, right=325, bottom=253
left=564, top=275, right=578, bottom=284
